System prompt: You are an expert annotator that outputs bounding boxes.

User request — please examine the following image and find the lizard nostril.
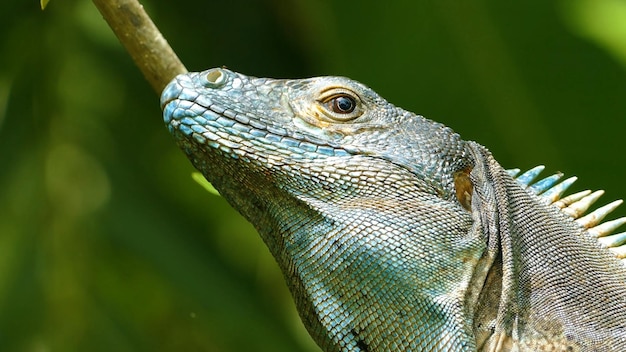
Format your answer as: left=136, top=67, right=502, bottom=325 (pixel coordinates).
left=204, top=68, right=226, bottom=88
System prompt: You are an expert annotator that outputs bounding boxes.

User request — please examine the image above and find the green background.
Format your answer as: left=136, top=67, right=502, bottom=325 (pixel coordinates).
left=1, top=0, right=625, bottom=351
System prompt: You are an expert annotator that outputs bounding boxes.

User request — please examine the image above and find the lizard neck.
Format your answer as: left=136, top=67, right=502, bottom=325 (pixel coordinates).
left=468, top=143, right=626, bottom=350
left=261, top=163, right=485, bottom=351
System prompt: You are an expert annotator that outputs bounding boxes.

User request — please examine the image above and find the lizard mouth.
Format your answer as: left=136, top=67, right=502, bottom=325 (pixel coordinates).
left=160, top=96, right=176, bottom=110
left=160, top=76, right=184, bottom=112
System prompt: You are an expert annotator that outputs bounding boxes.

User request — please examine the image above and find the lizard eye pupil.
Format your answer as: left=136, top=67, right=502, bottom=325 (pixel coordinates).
left=331, top=95, right=356, bottom=114
left=319, top=91, right=362, bottom=121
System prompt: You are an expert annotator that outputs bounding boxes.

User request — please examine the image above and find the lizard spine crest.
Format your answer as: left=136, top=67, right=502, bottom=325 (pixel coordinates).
left=511, top=165, right=626, bottom=263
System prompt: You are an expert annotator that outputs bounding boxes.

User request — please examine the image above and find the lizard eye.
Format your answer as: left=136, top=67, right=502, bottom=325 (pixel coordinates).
left=330, top=95, right=356, bottom=114
left=319, top=90, right=363, bottom=122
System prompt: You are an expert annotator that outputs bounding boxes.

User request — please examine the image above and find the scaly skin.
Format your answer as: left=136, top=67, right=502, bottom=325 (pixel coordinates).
left=161, top=68, right=626, bottom=351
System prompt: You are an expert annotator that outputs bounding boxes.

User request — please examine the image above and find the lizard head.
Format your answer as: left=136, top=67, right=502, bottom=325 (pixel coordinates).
left=161, top=68, right=473, bottom=211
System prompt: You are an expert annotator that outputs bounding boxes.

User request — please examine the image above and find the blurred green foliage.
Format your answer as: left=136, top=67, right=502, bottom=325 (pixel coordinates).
left=0, top=0, right=625, bottom=351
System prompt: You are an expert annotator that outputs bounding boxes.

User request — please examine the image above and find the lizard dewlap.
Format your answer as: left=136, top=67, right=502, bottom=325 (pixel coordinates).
left=161, top=68, right=626, bottom=352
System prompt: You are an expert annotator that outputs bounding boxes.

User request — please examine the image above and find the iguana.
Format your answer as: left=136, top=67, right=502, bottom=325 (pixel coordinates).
left=160, top=68, right=626, bottom=351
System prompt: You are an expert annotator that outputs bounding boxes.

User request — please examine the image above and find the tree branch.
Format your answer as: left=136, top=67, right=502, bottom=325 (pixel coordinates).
left=92, top=0, right=187, bottom=94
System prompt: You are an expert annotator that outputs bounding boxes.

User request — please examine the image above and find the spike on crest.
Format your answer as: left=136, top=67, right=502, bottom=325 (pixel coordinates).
left=513, top=165, right=626, bottom=264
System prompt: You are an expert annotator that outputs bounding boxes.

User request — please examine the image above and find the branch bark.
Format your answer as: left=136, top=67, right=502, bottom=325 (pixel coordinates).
left=92, top=0, right=187, bottom=94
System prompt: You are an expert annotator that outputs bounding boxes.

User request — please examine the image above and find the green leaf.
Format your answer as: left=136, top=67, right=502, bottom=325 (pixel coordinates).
left=191, top=172, right=220, bottom=196
left=40, top=0, right=50, bottom=10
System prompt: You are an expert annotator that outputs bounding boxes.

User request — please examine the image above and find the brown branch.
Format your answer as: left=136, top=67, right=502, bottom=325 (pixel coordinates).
left=92, top=0, right=187, bottom=94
